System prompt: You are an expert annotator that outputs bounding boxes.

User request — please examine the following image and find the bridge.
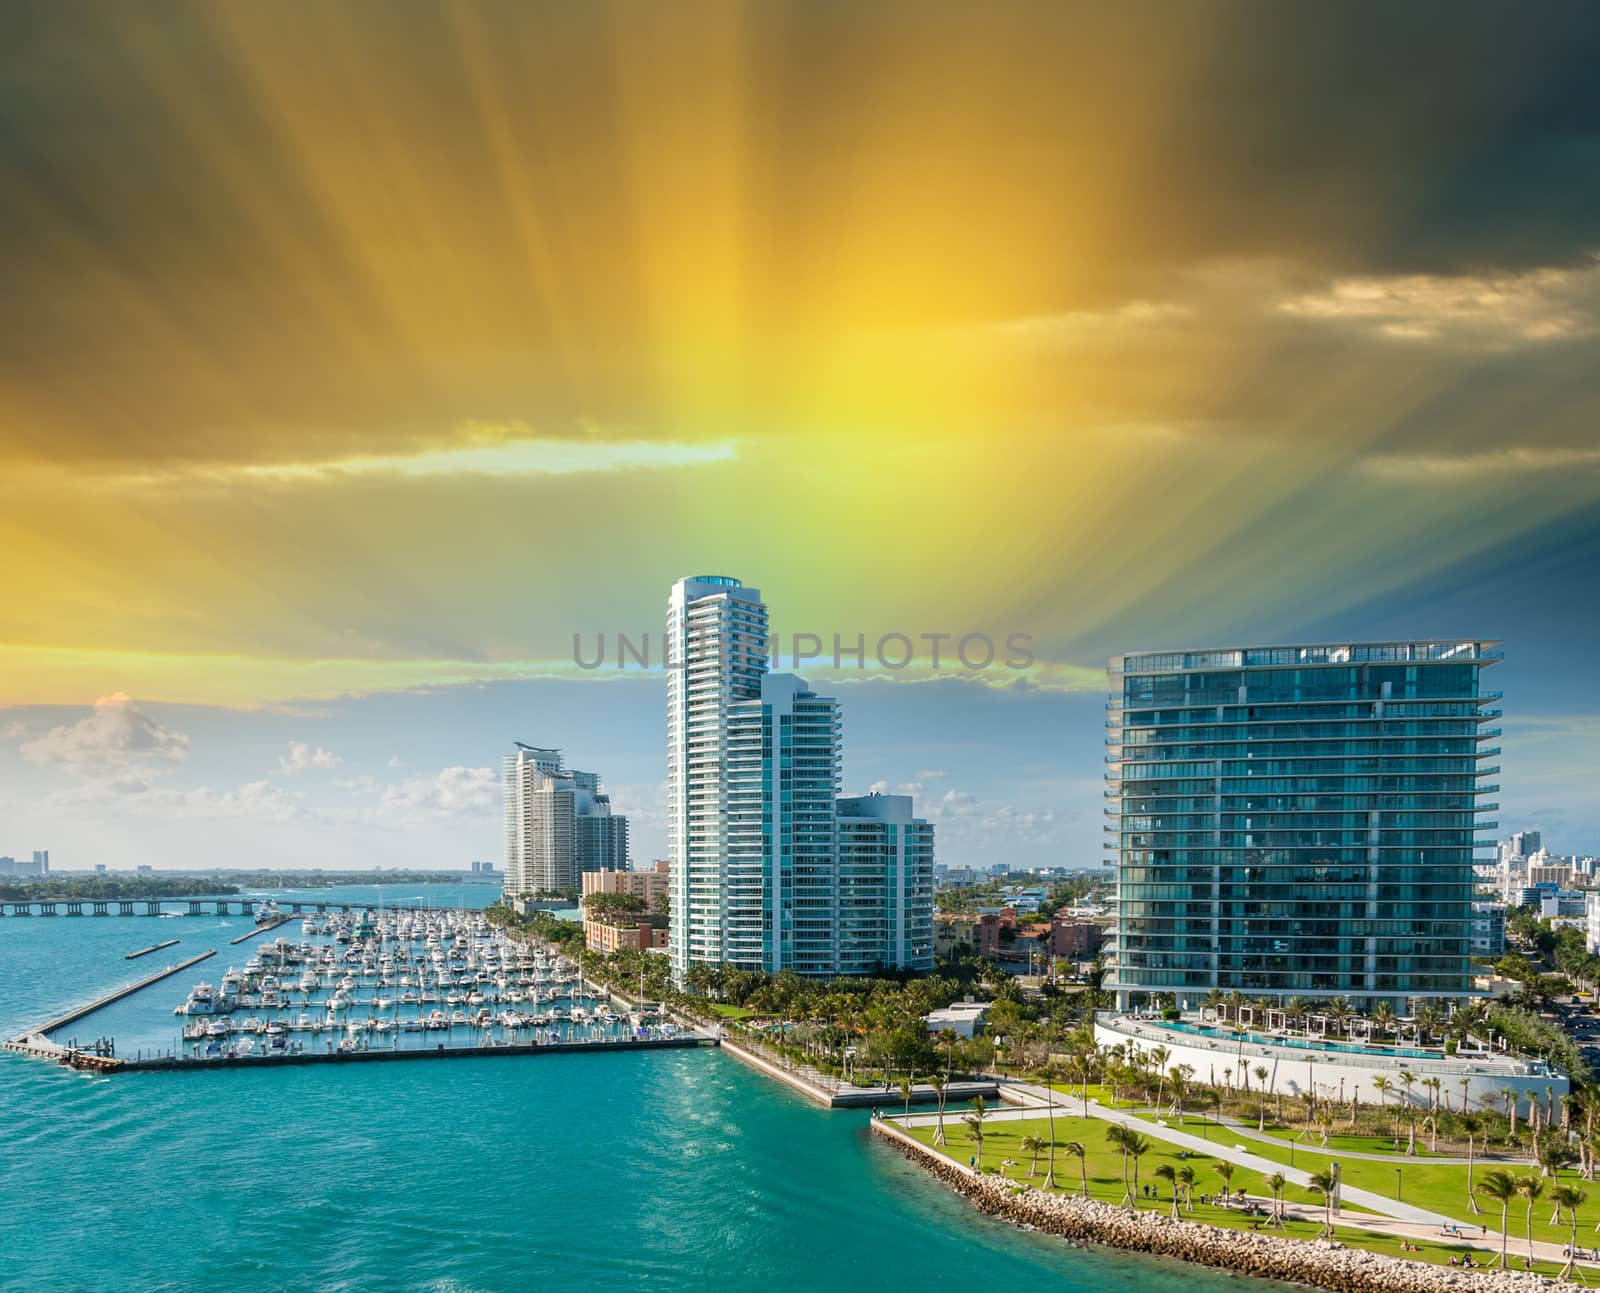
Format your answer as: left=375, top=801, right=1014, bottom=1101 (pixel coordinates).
left=0, top=898, right=486, bottom=919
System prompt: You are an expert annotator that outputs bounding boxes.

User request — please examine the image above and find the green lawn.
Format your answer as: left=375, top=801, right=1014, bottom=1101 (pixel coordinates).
left=1034, top=1082, right=1143, bottom=1110
left=710, top=1004, right=758, bottom=1021
left=1164, top=1118, right=1595, bottom=1252
left=905, top=1115, right=1567, bottom=1276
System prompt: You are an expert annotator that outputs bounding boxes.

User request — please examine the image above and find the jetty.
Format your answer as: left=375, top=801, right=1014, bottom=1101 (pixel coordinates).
left=125, top=939, right=180, bottom=960
left=230, top=917, right=288, bottom=945
left=3, top=949, right=216, bottom=1069
left=719, top=1034, right=998, bottom=1108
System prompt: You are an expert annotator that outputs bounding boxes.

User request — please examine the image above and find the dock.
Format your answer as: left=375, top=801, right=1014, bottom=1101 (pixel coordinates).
left=2, top=949, right=218, bottom=1069
left=230, top=917, right=288, bottom=945
left=718, top=1035, right=999, bottom=1108
left=115, top=1033, right=715, bottom=1072
left=126, top=939, right=180, bottom=960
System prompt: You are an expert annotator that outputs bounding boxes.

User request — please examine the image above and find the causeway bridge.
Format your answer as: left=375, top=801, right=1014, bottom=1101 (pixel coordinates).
left=0, top=898, right=480, bottom=919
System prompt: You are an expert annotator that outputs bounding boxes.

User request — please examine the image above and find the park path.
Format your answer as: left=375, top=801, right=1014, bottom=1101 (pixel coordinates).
left=1211, top=1112, right=1536, bottom=1168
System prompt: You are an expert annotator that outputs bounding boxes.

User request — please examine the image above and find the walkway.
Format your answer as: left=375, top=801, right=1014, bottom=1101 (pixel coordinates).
left=1212, top=1112, right=1536, bottom=1168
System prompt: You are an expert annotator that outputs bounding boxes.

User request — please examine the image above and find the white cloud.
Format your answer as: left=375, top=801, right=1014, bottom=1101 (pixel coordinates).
left=386, top=755, right=402, bottom=768
left=44, top=773, right=306, bottom=824
left=915, top=769, right=948, bottom=781
left=377, top=766, right=499, bottom=824
left=1279, top=259, right=1600, bottom=348
left=0, top=719, right=25, bottom=741
left=280, top=740, right=340, bottom=773
left=1362, top=445, right=1600, bottom=480
left=20, top=693, right=189, bottom=771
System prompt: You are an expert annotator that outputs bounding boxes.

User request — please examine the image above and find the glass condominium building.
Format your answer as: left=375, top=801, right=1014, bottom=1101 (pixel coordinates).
left=1106, top=641, right=1501, bottom=1012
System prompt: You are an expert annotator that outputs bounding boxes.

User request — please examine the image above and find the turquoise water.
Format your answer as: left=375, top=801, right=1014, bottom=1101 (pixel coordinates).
left=1, top=885, right=1281, bottom=1292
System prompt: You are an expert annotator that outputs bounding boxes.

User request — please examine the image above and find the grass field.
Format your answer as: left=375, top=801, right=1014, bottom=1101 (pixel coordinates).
left=1132, top=1112, right=1594, bottom=1254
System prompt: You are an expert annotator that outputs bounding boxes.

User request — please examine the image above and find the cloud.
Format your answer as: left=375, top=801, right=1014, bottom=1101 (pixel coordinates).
left=386, top=755, right=402, bottom=768
left=44, top=772, right=306, bottom=823
left=377, top=766, right=499, bottom=824
left=85, top=432, right=738, bottom=492
left=915, top=769, right=949, bottom=781
left=20, top=693, right=189, bottom=770
left=280, top=740, right=340, bottom=772
left=1279, top=259, right=1600, bottom=348
left=1362, top=445, right=1600, bottom=481
left=1, top=719, right=24, bottom=741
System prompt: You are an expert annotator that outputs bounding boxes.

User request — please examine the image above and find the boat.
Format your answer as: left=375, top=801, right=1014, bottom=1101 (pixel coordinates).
left=181, top=984, right=217, bottom=1016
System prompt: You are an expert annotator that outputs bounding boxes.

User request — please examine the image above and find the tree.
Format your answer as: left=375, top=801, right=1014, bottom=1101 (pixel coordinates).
left=1254, top=1066, right=1270, bottom=1131
left=1265, top=1171, right=1287, bottom=1227
left=1307, top=1169, right=1338, bottom=1237
left=1552, top=1183, right=1587, bottom=1280
left=930, top=1073, right=948, bottom=1146
left=1460, top=1112, right=1484, bottom=1214
left=1371, top=1075, right=1396, bottom=1137
left=1155, top=1163, right=1179, bottom=1218
left=1105, top=1124, right=1145, bottom=1208
left=1475, top=1169, right=1519, bottom=1268
left=1516, top=1175, right=1546, bottom=1268
left=1212, top=1159, right=1235, bottom=1208
left=1177, top=1164, right=1197, bottom=1212
left=1039, top=1059, right=1061, bottom=1189
left=1021, top=1134, right=1043, bottom=1178
left=1062, top=1140, right=1089, bottom=1197
left=962, top=1097, right=988, bottom=1165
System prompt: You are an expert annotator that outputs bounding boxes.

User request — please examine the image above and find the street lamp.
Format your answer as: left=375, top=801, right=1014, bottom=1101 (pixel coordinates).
left=1395, top=1167, right=1402, bottom=1202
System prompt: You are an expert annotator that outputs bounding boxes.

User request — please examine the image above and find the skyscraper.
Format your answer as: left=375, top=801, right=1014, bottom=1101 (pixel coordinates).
left=1106, top=641, right=1501, bottom=1011
left=503, top=744, right=628, bottom=906
left=666, top=575, right=934, bottom=979
left=666, top=576, right=771, bottom=978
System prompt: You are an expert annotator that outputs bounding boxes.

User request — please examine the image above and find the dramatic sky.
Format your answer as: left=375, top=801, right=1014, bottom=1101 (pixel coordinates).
left=2, top=1, right=1598, bottom=871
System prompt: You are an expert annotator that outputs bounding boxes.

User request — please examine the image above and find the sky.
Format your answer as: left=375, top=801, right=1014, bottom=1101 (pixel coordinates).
left=1, top=1, right=1598, bottom=871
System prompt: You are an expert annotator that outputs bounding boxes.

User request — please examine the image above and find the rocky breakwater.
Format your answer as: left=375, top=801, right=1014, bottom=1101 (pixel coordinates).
left=872, top=1121, right=1556, bottom=1293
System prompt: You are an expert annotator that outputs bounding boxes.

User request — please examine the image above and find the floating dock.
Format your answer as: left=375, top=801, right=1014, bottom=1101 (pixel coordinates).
left=126, top=939, right=180, bottom=960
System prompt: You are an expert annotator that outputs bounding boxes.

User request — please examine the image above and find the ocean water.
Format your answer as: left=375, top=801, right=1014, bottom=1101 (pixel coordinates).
left=1, top=885, right=1279, bottom=1292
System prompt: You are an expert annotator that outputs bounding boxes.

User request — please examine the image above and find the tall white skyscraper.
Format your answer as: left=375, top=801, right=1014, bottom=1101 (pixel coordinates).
left=503, top=743, right=628, bottom=906
left=666, top=576, right=770, bottom=978
left=666, top=575, right=933, bottom=979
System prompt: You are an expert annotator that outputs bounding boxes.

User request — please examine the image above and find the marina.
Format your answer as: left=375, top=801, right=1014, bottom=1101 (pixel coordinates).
left=6, top=900, right=709, bottom=1072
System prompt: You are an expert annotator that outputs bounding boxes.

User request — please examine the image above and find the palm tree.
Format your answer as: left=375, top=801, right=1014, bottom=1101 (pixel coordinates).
left=1460, top=1111, right=1484, bottom=1213
left=1177, top=1164, right=1197, bottom=1212
left=1307, top=1168, right=1338, bottom=1237
left=899, top=1076, right=912, bottom=1119
left=1020, top=1134, right=1043, bottom=1178
left=1476, top=1168, right=1519, bottom=1268
left=1212, top=1159, right=1235, bottom=1208
left=1371, top=1001, right=1397, bottom=1041
left=962, top=1096, right=988, bottom=1166
left=1155, top=1163, right=1179, bottom=1218
left=1106, top=1125, right=1149, bottom=1208
left=1265, top=1171, right=1287, bottom=1227
left=1552, top=1183, right=1587, bottom=1280
left=1399, top=1070, right=1419, bottom=1155
left=1062, top=1140, right=1089, bottom=1197
left=1372, top=1073, right=1395, bottom=1135
left=1516, top=1175, right=1546, bottom=1268
left=930, top=1073, right=948, bottom=1146
left=1039, top=1059, right=1060, bottom=1188
left=1254, top=1066, right=1270, bottom=1130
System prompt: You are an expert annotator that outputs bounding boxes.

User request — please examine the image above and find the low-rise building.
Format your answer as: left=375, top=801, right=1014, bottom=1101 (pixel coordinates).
left=1048, top=917, right=1104, bottom=960
left=583, top=913, right=670, bottom=955
left=582, top=861, right=670, bottom=909
left=935, top=910, right=1011, bottom=959
left=924, top=1000, right=990, bottom=1039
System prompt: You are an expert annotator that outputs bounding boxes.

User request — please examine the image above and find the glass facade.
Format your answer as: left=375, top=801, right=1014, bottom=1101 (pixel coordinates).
left=1106, top=641, right=1501, bottom=1010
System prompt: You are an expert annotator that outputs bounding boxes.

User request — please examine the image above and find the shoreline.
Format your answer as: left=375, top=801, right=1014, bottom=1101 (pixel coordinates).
left=871, top=1117, right=1557, bottom=1293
